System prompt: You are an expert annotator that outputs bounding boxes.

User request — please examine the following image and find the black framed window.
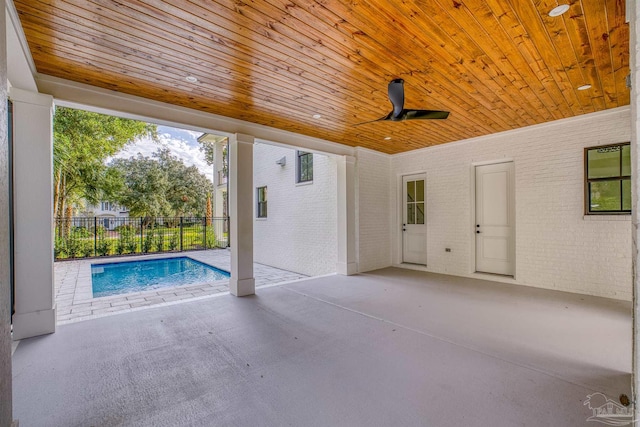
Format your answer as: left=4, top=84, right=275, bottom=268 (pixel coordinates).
left=585, top=142, right=631, bottom=214
left=256, top=186, right=267, bottom=218
left=296, top=151, right=313, bottom=183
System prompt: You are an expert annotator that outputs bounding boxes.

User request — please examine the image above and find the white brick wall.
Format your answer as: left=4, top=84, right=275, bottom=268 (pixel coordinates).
left=385, top=107, right=632, bottom=300
left=253, top=143, right=337, bottom=276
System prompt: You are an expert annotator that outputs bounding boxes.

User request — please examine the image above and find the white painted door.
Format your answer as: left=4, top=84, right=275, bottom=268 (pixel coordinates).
left=475, top=162, right=515, bottom=275
left=402, top=174, right=427, bottom=265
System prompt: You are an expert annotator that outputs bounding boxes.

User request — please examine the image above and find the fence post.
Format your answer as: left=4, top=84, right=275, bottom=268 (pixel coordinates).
left=140, top=217, right=143, bottom=254
left=180, top=217, right=184, bottom=251
left=203, top=217, right=207, bottom=249
left=94, top=217, right=97, bottom=257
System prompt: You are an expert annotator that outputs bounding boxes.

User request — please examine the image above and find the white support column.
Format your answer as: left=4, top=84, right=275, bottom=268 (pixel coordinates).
left=632, top=0, right=640, bottom=418
left=229, top=133, right=255, bottom=296
left=10, top=88, right=55, bottom=340
left=0, top=0, right=12, bottom=424
left=336, top=155, right=358, bottom=275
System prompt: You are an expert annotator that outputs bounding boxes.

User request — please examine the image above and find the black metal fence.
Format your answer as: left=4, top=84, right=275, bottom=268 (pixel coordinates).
left=54, top=216, right=229, bottom=260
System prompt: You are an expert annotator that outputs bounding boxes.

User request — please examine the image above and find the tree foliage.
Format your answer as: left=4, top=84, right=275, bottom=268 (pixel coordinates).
left=108, top=154, right=171, bottom=219
left=109, top=149, right=214, bottom=219
left=53, top=106, right=157, bottom=218
left=156, top=149, right=213, bottom=217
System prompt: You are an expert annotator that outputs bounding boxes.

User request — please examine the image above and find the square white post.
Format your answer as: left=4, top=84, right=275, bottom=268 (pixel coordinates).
left=0, top=0, right=12, bottom=423
left=9, top=88, right=55, bottom=340
left=336, top=155, right=358, bottom=275
left=229, top=133, right=255, bottom=296
left=632, top=0, right=640, bottom=416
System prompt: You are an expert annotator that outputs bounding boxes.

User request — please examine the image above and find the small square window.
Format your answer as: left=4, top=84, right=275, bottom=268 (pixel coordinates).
left=256, top=186, right=267, bottom=218
left=296, top=151, right=313, bottom=183
left=585, top=143, right=631, bottom=214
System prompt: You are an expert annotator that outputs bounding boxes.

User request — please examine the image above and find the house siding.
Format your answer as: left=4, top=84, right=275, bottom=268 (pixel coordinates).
left=390, top=107, right=632, bottom=300
left=253, top=143, right=338, bottom=276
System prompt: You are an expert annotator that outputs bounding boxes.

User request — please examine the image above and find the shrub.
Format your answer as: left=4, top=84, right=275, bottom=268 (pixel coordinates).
left=142, top=230, right=154, bottom=253
left=205, top=226, right=216, bottom=249
left=65, top=237, right=86, bottom=258
left=116, top=225, right=137, bottom=254
left=82, top=242, right=94, bottom=258
left=126, top=239, right=138, bottom=254
left=116, top=238, right=126, bottom=255
left=96, top=239, right=111, bottom=256
left=154, top=232, right=165, bottom=252
left=96, top=225, right=106, bottom=239
left=71, top=226, right=90, bottom=238
left=115, top=224, right=136, bottom=234
left=54, top=237, right=66, bottom=259
left=168, top=233, right=179, bottom=251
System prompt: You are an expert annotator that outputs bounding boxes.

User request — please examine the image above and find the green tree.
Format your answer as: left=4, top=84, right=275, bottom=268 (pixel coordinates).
left=109, top=154, right=172, bottom=219
left=155, top=149, right=213, bottom=217
left=108, top=149, right=214, bottom=220
left=53, top=106, right=157, bottom=219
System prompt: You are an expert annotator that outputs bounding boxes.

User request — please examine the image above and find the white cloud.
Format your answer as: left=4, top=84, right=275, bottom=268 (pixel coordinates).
left=110, top=126, right=213, bottom=183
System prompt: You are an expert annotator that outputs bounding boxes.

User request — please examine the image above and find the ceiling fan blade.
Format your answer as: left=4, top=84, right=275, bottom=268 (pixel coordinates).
left=352, top=113, right=392, bottom=126
left=402, top=109, right=450, bottom=120
left=388, top=79, right=405, bottom=119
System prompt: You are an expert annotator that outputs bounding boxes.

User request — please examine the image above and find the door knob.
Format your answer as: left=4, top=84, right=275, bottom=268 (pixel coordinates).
left=476, top=224, right=480, bottom=227
left=476, top=230, right=481, bottom=234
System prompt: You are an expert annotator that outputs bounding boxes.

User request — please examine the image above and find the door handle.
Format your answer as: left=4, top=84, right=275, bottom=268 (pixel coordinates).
left=402, top=223, right=406, bottom=232
left=476, top=230, right=481, bottom=234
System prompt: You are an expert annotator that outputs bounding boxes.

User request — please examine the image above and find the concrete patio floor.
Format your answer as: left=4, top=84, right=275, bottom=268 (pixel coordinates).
left=13, top=268, right=632, bottom=426
left=54, top=249, right=307, bottom=324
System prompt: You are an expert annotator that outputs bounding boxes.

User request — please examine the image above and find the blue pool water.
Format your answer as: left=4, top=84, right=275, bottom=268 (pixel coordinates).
left=91, top=257, right=230, bottom=297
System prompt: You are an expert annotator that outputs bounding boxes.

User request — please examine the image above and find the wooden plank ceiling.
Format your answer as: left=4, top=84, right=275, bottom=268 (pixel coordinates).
left=14, top=0, right=629, bottom=154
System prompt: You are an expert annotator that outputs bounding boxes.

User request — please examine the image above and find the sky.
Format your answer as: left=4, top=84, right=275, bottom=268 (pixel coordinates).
left=111, top=125, right=214, bottom=183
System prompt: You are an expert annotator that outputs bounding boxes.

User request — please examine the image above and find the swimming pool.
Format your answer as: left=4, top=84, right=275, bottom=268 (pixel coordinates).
left=91, top=257, right=230, bottom=297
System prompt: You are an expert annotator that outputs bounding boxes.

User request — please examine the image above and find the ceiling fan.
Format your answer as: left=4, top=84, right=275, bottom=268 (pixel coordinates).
left=356, top=79, right=449, bottom=125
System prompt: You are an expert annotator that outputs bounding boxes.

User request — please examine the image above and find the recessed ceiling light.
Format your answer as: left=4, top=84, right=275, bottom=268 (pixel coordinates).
left=312, top=114, right=322, bottom=119
left=578, top=84, right=592, bottom=90
left=384, top=136, right=392, bottom=140
left=549, top=4, right=570, bottom=17
left=185, top=76, right=198, bottom=83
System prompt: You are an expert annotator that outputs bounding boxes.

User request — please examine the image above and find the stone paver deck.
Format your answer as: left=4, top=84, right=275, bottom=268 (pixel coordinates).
left=54, top=249, right=307, bottom=325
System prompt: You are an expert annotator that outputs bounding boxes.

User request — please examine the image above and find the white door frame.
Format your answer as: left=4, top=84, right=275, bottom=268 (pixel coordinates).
left=469, top=159, right=516, bottom=277
left=395, top=171, right=428, bottom=266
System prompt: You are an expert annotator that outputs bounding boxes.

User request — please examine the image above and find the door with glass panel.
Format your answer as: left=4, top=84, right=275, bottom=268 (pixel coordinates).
left=402, top=174, right=427, bottom=265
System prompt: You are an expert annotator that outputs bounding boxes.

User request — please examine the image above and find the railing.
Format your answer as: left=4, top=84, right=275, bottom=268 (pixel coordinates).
left=54, top=216, right=229, bottom=260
